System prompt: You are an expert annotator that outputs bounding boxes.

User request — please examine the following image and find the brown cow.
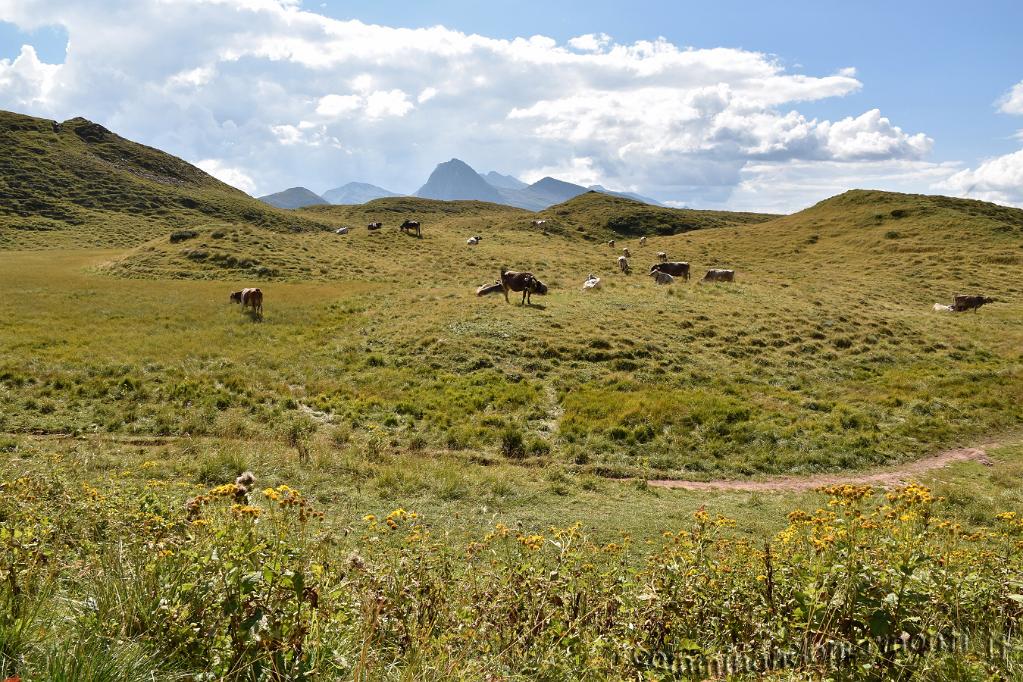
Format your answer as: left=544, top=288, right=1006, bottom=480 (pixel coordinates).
left=230, top=288, right=263, bottom=315
left=951, top=294, right=995, bottom=312
left=650, top=261, right=690, bottom=281
left=702, top=269, right=735, bottom=283
left=500, top=269, right=549, bottom=305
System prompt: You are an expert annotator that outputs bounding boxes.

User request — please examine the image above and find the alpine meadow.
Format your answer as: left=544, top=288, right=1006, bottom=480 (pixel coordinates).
left=2, top=5, right=1023, bottom=679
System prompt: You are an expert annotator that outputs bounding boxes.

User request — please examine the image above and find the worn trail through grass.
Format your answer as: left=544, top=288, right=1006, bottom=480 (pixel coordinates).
left=647, top=442, right=1006, bottom=491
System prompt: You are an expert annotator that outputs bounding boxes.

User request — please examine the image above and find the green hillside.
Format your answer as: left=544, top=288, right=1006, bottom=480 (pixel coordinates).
left=534, top=190, right=777, bottom=239
left=0, top=110, right=324, bottom=248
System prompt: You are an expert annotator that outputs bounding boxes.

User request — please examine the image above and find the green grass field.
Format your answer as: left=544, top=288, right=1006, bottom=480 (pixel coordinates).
left=2, top=109, right=1022, bottom=679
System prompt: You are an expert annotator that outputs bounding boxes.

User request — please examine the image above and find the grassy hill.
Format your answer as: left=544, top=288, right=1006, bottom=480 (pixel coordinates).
left=0, top=110, right=324, bottom=248
left=5, top=188, right=1020, bottom=479
left=534, top=190, right=777, bottom=239
left=102, top=193, right=776, bottom=281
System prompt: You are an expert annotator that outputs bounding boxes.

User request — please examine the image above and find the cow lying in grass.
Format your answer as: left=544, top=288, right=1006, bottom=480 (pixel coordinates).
left=702, top=269, right=735, bottom=283
left=951, top=294, right=995, bottom=312
left=500, top=269, right=548, bottom=305
left=650, top=270, right=674, bottom=285
left=476, top=281, right=504, bottom=296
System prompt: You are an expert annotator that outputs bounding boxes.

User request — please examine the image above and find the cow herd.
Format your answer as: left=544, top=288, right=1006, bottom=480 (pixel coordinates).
left=226, top=215, right=996, bottom=316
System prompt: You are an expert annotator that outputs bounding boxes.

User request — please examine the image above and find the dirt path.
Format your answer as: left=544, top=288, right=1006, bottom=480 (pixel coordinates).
left=647, top=446, right=994, bottom=492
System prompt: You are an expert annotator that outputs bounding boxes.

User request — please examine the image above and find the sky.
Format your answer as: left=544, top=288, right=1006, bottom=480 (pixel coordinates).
left=1, top=0, right=1022, bottom=212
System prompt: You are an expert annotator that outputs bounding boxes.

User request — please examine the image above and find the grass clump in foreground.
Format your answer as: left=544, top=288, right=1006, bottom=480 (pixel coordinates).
left=1, top=449, right=1021, bottom=680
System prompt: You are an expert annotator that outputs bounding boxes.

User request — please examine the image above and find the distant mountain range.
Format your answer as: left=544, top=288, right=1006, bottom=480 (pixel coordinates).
left=416, top=158, right=664, bottom=210
left=322, top=182, right=398, bottom=205
left=258, top=158, right=663, bottom=210
left=257, top=186, right=328, bottom=209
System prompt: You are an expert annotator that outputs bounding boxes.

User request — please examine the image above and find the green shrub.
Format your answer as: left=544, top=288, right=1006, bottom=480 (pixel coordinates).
left=500, top=425, right=526, bottom=459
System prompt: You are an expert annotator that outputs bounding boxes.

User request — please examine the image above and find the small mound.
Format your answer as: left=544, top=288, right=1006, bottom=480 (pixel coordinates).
left=100, top=224, right=301, bottom=281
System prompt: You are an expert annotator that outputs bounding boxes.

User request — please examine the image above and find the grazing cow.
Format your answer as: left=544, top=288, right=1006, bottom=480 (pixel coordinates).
left=500, top=269, right=549, bottom=305
left=532, top=219, right=547, bottom=227
left=650, top=261, right=690, bottom=281
left=657, top=251, right=668, bottom=262
left=702, top=269, right=735, bottom=283
left=618, top=255, right=630, bottom=273
left=608, top=240, right=616, bottom=248
left=933, top=303, right=954, bottom=312
left=951, top=294, right=995, bottom=312
left=335, top=226, right=349, bottom=235
left=650, top=270, right=674, bottom=285
left=400, top=219, right=422, bottom=237
left=467, top=235, right=482, bottom=245
left=622, top=247, right=631, bottom=258
left=367, top=222, right=383, bottom=230
left=582, top=274, right=602, bottom=291
left=476, top=281, right=504, bottom=296
left=231, top=287, right=263, bottom=315
left=639, top=236, right=647, bottom=246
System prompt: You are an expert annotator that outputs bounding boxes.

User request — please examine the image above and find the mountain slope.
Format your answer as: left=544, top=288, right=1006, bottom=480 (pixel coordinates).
left=416, top=159, right=503, bottom=202
left=258, top=186, right=328, bottom=209
left=497, top=176, right=589, bottom=210
left=0, top=110, right=323, bottom=249
left=322, top=182, right=399, bottom=205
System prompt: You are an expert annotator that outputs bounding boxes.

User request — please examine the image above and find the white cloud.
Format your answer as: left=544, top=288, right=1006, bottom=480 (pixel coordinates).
left=0, top=45, right=62, bottom=108
left=568, top=33, right=610, bottom=52
left=937, top=149, right=1023, bottom=207
left=417, top=86, right=438, bottom=103
left=725, top=159, right=961, bottom=214
left=315, top=94, right=361, bottom=117
left=167, top=65, right=215, bottom=89
left=195, top=158, right=257, bottom=194
left=998, top=80, right=1023, bottom=115
left=0, top=0, right=942, bottom=208
left=821, top=109, right=932, bottom=160
left=364, top=89, right=413, bottom=119
left=927, top=78, right=1023, bottom=207
left=314, top=90, right=412, bottom=119
left=521, top=157, right=602, bottom=186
